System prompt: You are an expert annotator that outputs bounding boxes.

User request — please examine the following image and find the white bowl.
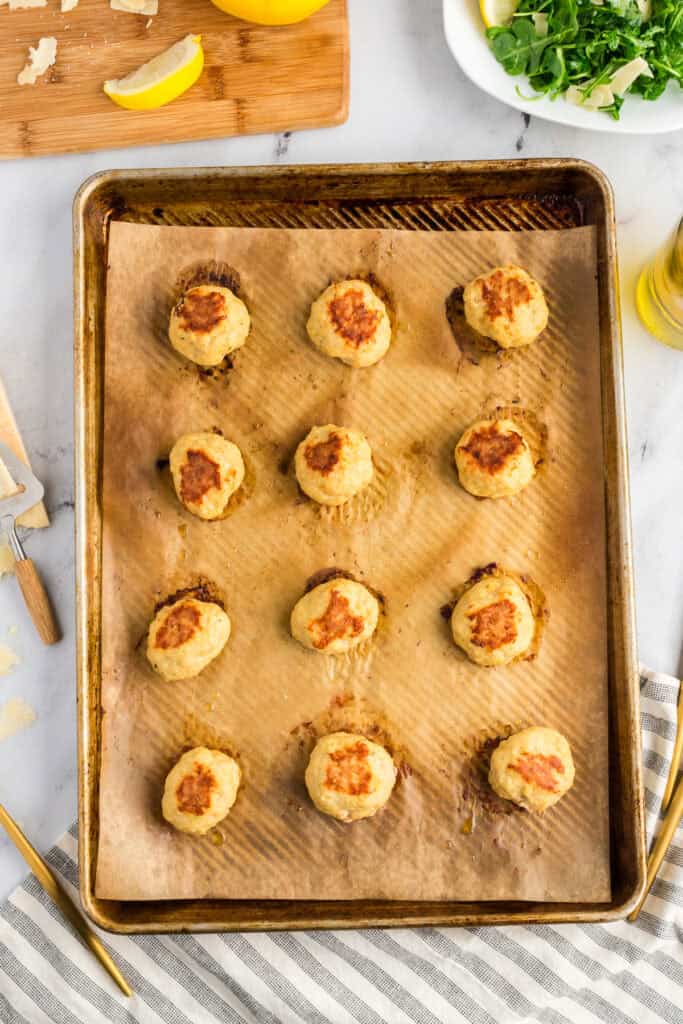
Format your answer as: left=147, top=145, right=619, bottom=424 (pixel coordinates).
left=443, top=0, right=683, bottom=134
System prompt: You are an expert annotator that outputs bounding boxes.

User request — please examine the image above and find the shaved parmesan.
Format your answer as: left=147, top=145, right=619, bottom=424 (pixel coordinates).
left=110, top=0, right=158, bottom=13
left=9, top=0, right=47, bottom=8
left=0, top=544, right=14, bottom=578
left=532, top=12, right=548, bottom=36
left=610, top=56, right=652, bottom=95
left=0, top=644, right=18, bottom=676
left=0, top=459, right=17, bottom=500
left=17, top=37, right=57, bottom=86
left=566, top=83, right=615, bottom=109
left=636, top=0, right=651, bottom=15
left=61, top=0, right=79, bottom=10
left=0, top=697, right=35, bottom=742
left=566, top=58, right=652, bottom=111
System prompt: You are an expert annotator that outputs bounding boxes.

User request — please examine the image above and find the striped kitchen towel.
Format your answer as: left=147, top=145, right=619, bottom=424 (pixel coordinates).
left=1, top=668, right=681, bottom=1024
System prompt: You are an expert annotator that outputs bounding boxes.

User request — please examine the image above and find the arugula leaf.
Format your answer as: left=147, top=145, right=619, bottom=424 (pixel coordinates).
left=485, top=0, right=683, bottom=119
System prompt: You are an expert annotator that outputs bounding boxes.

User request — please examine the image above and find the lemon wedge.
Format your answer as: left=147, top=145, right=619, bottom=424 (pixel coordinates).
left=479, top=0, right=519, bottom=28
left=103, top=34, right=204, bottom=110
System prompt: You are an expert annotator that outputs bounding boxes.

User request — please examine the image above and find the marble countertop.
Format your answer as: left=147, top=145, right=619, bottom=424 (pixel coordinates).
left=1, top=0, right=682, bottom=903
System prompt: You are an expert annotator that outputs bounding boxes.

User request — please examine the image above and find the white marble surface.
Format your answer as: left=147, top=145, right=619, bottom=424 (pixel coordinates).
left=0, top=0, right=682, bottom=903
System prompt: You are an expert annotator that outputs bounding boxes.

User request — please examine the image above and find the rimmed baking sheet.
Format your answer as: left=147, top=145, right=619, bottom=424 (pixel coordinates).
left=73, top=162, right=644, bottom=931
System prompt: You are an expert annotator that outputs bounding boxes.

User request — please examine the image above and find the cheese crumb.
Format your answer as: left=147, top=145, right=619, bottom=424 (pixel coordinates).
left=17, top=37, right=57, bottom=86
left=0, top=459, right=18, bottom=500
left=0, top=543, right=14, bottom=578
left=9, top=0, right=48, bottom=7
left=0, top=698, right=36, bottom=742
left=110, top=0, right=158, bottom=13
left=0, top=644, right=19, bottom=676
left=61, top=0, right=79, bottom=10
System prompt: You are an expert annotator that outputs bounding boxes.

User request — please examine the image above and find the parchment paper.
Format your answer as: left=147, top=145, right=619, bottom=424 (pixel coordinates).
left=96, top=221, right=610, bottom=902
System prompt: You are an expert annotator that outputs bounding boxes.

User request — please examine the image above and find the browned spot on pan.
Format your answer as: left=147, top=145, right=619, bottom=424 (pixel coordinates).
left=153, top=580, right=225, bottom=616
left=445, top=285, right=499, bottom=363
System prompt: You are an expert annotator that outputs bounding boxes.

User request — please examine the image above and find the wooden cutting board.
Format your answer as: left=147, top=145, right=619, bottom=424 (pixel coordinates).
left=0, top=0, right=348, bottom=159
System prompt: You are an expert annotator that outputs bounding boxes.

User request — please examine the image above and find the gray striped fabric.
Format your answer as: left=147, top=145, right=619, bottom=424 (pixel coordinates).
left=1, top=668, right=681, bottom=1024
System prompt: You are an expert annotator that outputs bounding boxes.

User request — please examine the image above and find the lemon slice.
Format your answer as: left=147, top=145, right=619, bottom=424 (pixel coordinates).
left=103, top=34, right=204, bottom=110
left=479, top=0, right=519, bottom=28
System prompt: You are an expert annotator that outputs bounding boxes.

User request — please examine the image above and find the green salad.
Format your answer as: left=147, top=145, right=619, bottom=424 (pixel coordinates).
left=486, top=0, right=683, bottom=118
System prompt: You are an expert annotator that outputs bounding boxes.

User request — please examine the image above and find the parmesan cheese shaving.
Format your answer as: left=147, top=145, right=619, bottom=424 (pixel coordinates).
left=566, top=59, right=651, bottom=111
left=9, top=0, right=47, bottom=8
left=61, top=0, right=79, bottom=10
left=0, top=544, right=14, bottom=578
left=0, top=459, right=17, bottom=500
left=566, top=83, right=615, bottom=110
left=0, top=698, right=35, bottom=742
left=17, top=37, right=57, bottom=86
left=110, top=0, right=158, bottom=14
left=532, top=12, right=548, bottom=36
left=0, top=644, right=18, bottom=676
left=610, top=56, right=652, bottom=95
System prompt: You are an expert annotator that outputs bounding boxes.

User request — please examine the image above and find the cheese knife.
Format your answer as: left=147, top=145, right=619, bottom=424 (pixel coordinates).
left=0, top=441, right=60, bottom=644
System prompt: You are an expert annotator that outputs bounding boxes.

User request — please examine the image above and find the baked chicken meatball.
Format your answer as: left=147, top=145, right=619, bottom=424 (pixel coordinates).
left=463, top=265, right=548, bottom=349
left=170, top=432, right=245, bottom=520
left=306, top=279, right=391, bottom=368
left=455, top=418, right=535, bottom=499
left=291, top=578, right=379, bottom=654
left=305, top=732, right=397, bottom=822
left=169, top=284, right=250, bottom=366
left=146, top=597, right=231, bottom=681
left=162, top=747, right=241, bottom=834
left=294, top=424, right=373, bottom=506
left=451, top=573, right=535, bottom=667
left=489, top=727, right=575, bottom=814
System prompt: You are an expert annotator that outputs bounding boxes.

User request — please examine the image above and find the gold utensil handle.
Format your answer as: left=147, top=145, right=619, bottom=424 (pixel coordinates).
left=628, top=772, right=683, bottom=922
left=661, top=680, right=683, bottom=812
left=14, top=558, right=61, bottom=645
left=0, top=804, right=132, bottom=997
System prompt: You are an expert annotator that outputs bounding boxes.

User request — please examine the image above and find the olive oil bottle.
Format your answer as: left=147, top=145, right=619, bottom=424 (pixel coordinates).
left=636, top=217, right=683, bottom=351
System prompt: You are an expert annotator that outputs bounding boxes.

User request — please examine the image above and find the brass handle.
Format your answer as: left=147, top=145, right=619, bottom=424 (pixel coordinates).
left=628, top=772, right=683, bottom=922
left=14, top=558, right=60, bottom=645
left=0, top=804, right=132, bottom=997
left=661, top=680, right=683, bottom=812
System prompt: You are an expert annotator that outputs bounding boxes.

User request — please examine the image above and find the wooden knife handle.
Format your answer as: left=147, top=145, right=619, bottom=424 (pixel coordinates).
left=14, top=559, right=61, bottom=645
